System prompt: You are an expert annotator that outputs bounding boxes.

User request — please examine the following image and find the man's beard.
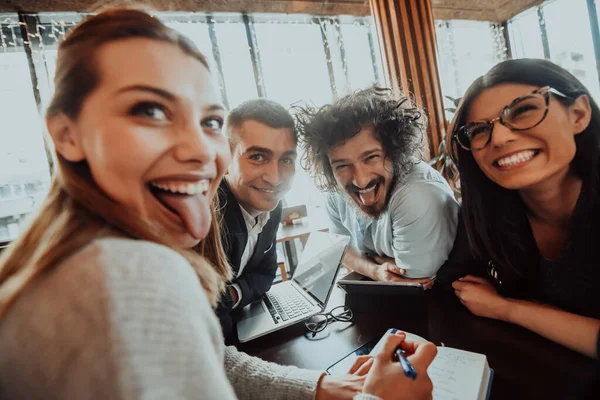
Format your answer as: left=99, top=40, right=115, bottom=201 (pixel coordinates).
left=341, top=167, right=399, bottom=220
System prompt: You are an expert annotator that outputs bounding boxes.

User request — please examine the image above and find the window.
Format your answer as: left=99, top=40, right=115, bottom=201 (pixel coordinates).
left=212, top=15, right=259, bottom=108
left=544, top=0, right=600, bottom=101
left=508, top=7, right=545, bottom=59
left=509, top=0, right=600, bottom=102
left=253, top=15, right=333, bottom=107
left=1, top=11, right=383, bottom=239
left=0, top=13, right=51, bottom=242
left=435, top=20, right=507, bottom=117
left=35, top=13, right=83, bottom=106
left=321, top=18, right=349, bottom=97
left=0, top=185, right=9, bottom=199
left=338, top=17, right=384, bottom=93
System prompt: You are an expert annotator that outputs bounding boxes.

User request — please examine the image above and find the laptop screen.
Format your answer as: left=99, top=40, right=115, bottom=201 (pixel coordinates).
left=292, top=232, right=349, bottom=305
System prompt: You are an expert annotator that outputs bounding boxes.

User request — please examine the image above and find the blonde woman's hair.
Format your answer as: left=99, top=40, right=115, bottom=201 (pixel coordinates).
left=0, top=8, right=231, bottom=318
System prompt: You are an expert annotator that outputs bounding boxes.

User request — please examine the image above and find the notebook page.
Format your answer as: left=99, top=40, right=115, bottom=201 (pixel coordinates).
left=428, top=347, right=487, bottom=400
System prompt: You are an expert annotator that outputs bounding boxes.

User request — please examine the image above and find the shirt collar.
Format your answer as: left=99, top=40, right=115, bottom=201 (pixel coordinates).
left=239, top=205, right=270, bottom=235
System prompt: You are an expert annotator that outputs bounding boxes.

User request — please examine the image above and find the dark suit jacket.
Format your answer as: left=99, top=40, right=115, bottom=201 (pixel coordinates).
left=216, top=179, right=281, bottom=340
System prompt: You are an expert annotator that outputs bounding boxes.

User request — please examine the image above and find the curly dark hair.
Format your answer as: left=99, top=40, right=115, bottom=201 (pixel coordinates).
left=295, top=86, right=427, bottom=192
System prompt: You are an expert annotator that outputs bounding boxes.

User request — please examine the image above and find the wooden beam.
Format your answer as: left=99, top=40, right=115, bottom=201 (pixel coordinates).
left=1, top=0, right=546, bottom=22
left=0, top=0, right=370, bottom=16
left=432, top=0, right=544, bottom=22
left=369, top=0, right=446, bottom=159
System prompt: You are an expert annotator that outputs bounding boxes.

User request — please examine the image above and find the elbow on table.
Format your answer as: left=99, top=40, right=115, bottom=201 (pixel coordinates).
left=400, top=262, right=442, bottom=280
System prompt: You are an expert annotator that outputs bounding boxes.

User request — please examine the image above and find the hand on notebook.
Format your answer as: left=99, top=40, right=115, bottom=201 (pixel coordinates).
left=315, top=355, right=374, bottom=400
left=362, top=331, right=437, bottom=400
left=347, top=354, right=375, bottom=375
left=372, top=256, right=434, bottom=289
left=452, top=275, right=511, bottom=321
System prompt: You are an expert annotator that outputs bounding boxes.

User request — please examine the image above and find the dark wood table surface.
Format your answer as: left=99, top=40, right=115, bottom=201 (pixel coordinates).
left=238, top=284, right=597, bottom=400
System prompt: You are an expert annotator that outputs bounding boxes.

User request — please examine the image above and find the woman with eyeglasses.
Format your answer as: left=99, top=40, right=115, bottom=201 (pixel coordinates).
left=0, top=8, right=438, bottom=400
left=438, top=58, right=600, bottom=359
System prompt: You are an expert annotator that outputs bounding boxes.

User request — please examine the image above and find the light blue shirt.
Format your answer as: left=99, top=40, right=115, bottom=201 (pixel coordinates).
left=326, top=161, right=459, bottom=278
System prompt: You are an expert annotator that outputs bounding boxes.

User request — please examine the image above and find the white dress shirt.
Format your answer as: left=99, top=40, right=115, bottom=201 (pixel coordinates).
left=230, top=206, right=270, bottom=308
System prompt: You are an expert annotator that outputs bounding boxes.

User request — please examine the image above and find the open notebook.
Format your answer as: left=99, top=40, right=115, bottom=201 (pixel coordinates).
left=371, top=328, right=494, bottom=400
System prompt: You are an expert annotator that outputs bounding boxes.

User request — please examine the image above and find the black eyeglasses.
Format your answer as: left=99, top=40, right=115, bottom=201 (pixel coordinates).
left=304, top=306, right=353, bottom=337
left=454, top=86, right=568, bottom=151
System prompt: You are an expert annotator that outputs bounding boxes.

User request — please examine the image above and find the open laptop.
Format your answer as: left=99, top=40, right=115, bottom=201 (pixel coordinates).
left=236, top=231, right=350, bottom=343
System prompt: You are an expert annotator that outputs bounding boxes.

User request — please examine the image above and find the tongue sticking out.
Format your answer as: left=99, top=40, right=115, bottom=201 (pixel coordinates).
left=358, top=184, right=378, bottom=206
left=154, top=192, right=211, bottom=240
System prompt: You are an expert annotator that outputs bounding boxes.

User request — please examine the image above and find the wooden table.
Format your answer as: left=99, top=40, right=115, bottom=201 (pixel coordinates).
left=238, top=284, right=597, bottom=400
left=276, top=217, right=329, bottom=279
left=276, top=219, right=330, bottom=243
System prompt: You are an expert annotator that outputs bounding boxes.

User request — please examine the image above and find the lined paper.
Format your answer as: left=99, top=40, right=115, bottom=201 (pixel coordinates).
left=369, top=330, right=490, bottom=400
left=428, top=347, right=487, bottom=400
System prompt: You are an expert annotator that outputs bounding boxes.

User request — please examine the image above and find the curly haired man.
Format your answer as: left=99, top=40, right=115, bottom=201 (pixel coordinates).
left=296, top=87, right=459, bottom=286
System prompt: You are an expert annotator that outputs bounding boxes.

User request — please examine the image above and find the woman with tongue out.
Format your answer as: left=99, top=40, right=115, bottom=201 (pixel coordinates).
left=438, top=59, right=600, bottom=359
left=0, top=8, right=438, bottom=400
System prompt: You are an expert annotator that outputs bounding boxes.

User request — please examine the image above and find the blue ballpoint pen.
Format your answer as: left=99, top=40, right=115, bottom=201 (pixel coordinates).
left=390, top=328, right=417, bottom=380
left=395, top=347, right=417, bottom=380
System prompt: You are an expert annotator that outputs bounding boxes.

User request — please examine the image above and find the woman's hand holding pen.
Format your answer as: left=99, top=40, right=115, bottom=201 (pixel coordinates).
left=362, top=331, right=437, bottom=400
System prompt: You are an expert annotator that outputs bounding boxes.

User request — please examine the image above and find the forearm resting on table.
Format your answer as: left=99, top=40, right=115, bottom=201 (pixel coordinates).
left=342, top=247, right=378, bottom=279
left=506, top=299, right=600, bottom=358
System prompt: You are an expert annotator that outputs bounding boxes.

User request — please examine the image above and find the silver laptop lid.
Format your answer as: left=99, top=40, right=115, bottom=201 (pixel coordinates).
left=292, top=232, right=350, bottom=307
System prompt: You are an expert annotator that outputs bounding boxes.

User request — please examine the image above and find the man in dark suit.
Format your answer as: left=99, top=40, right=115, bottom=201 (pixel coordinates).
left=216, top=99, right=297, bottom=341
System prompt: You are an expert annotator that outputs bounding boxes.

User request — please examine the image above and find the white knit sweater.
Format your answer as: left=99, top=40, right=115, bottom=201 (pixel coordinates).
left=0, top=238, right=378, bottom=400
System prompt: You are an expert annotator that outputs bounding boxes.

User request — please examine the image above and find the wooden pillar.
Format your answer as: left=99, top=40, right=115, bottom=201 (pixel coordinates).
left=369, top=0, right=446, bottom=158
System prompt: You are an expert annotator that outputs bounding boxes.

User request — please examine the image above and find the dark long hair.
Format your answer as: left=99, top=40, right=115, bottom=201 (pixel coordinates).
left=449, top=59, right=600, bottom=282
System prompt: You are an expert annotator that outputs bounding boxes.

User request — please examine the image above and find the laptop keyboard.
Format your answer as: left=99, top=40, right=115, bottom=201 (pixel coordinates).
left=264, top=284, right=314, bottom=323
